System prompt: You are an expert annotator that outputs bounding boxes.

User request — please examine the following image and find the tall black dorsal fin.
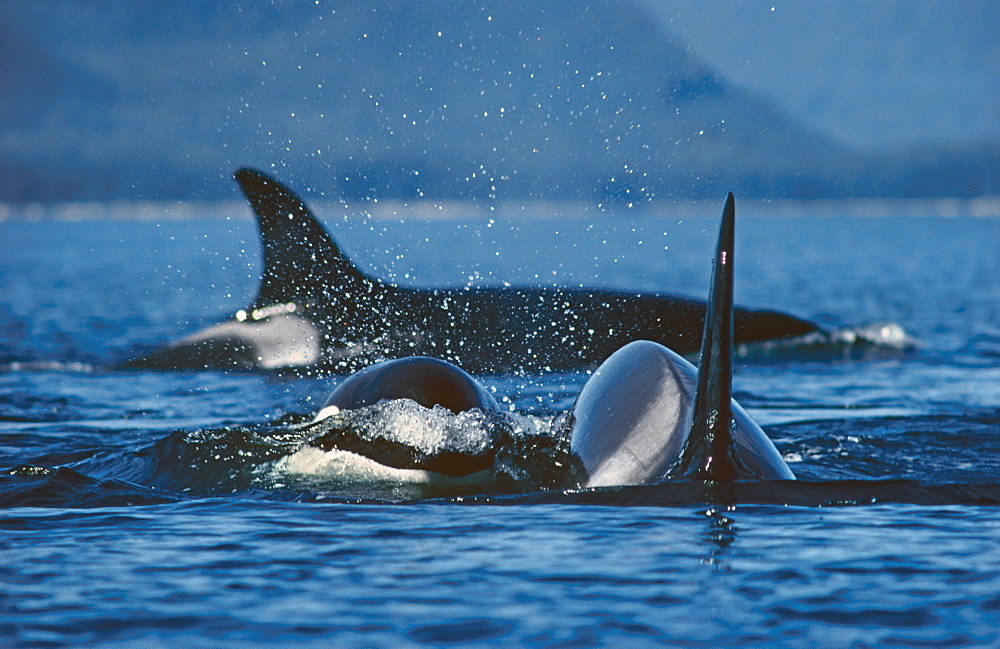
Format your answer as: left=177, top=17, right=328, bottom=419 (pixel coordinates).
left=678, top=193, right=753, bottom=481
left=234, top=168, right=375, bottom=310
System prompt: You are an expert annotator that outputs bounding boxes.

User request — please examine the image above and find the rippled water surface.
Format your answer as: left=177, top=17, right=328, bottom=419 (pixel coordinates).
left=1, top=209, right=999, bottom=647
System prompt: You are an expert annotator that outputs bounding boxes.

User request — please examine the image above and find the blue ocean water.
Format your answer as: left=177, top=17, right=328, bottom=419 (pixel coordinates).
left=1, top=208, right=999, bottom=647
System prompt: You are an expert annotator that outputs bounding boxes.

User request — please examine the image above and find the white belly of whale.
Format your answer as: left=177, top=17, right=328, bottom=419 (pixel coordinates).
left=179, top=313, right=320, bottom=369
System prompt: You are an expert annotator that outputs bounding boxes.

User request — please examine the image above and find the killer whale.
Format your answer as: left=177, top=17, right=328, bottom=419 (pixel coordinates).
left=299, top=355, right=504, bottom=480
left=119, top=168, right=820, bottom=374
left=281, top=193, right=793, bottom=488
left=567, top=195, right=794, bottom=486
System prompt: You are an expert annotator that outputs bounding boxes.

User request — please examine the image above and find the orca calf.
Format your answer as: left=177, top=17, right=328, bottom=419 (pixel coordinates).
left=119, top=168, right=820, bottom=374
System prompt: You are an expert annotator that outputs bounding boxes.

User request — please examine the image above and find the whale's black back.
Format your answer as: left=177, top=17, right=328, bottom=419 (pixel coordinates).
left=122, top=168, right=820, bottom=374
left=236, top=168, right=818, bottom=373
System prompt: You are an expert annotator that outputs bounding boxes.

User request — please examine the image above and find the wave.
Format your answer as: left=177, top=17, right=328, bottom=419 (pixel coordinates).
left=44, top=400, right=578, bottom=502
left=1, top=465, right=179, bottom=508
left=445, top=479, right=1000, bottom=507
left=0, top=360, right=96, bottom=374
left=3, top=405, right=997, bottom=509
left=5, top=463, right=999, bottom=509
left=736, top=321, right=917, bottom=361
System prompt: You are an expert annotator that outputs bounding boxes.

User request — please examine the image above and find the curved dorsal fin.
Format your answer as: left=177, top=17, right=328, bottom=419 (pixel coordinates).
left=234, top=168, right=375, bottom=310
left=678, top=192, right=754, bottom=481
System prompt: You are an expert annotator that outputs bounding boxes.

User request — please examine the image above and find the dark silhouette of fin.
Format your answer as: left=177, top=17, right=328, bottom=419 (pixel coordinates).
left=234, top=168, right=375, bottom=311
left=678, top=193, right=754, bottom=481
left=118, top=170, right=828, bottom=374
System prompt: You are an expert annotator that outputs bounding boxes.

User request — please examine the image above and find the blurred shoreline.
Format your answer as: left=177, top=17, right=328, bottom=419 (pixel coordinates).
left=2, top=196, right=999, bottom=222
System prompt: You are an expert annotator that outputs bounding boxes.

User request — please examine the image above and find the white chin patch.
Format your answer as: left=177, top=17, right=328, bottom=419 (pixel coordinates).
left=310, top=404, right=341, bottom=423
left=178, top=313, right=321, bottom=369
left=250, top=314, right=321, bottom=369
left=275, top=446, right=491, bottom=487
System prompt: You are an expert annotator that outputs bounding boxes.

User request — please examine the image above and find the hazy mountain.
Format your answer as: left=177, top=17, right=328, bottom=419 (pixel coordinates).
left=0, top=1, right=995, bottom=202
left=640, top=0, right=1000, bottom=153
